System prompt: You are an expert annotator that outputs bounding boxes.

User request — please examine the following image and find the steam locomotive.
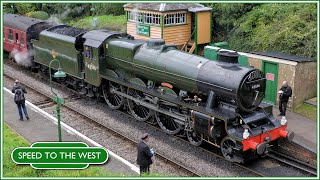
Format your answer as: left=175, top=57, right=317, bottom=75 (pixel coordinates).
left=4, top=13, right=294, bottom=163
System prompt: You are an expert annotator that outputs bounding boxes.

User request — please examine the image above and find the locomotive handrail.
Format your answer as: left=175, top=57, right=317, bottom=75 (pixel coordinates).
left=256, top=107, right=276, bottom=126
left=245, top=78, right=266, bottom=84
left=257, top=107, right=270, bottom=117
left=236, top=113, right=253, bottom=134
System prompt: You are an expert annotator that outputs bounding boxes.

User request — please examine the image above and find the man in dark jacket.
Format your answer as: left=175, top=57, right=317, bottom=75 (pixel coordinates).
left=12, top=80, right=29, bottom=121
left=278, top=81, right=292, bottom=116
left=137, top=133, right=154, bottom=175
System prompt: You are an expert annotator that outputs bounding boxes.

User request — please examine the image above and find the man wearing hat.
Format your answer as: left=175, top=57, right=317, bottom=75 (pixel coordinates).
left=137, top=133, right=154, bottom=175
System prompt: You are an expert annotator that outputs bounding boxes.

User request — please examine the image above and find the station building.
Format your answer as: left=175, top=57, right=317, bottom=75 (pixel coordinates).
left=123, top=3, right=212, bottom=54
left=245, top=52, right=316, bottom=109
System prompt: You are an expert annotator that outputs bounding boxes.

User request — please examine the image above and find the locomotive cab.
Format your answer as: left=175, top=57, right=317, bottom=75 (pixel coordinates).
left=82, top=30, right=121, bottom=87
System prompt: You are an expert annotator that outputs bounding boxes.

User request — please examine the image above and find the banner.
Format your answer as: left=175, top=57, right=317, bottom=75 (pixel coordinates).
left=11, top=142, right=108, bottom=169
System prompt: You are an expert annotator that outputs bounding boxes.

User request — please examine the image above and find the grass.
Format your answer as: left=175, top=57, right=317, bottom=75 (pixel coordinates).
left=294, top=103, right=317, bottom=121
left=2, top=123, right=124, bottom=177
left=68, top=15, right=126, bottom=32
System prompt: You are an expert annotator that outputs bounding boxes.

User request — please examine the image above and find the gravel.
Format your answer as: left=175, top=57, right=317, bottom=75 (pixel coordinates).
left=45, top=105, right=193, bottom=176
left=4, top=76, right=48, bottom=104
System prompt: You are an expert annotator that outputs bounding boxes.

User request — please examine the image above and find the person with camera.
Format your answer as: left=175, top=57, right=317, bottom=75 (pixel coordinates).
left=278, top=81, right=292, bottom=116
left=12, top=80, right=29, bottom=121
left=137, top=133, right=155, bottom=175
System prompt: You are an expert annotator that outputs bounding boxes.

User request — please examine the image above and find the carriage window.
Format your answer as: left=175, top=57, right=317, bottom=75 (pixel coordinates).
left=20, top=33, right=25, bottom=45
left=8, top=29, right=13, bottom=41
left=15, top=33, right=19, bottom=43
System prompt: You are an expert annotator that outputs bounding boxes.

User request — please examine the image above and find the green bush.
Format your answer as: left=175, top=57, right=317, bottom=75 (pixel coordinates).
left=3, top=8, right=14, bottom=14
left=40, top=3, right=60, bottom=15
left=16, top=3, right=36, bottom=15
left=92, top=4, right=125, bottom=16
left=27, top=11, right=49, bottom=20
left=3, top=3, right=17, bottom=14
left=68, top=15, right=126, bottom=32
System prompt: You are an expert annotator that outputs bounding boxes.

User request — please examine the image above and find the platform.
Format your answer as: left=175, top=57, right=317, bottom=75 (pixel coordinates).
left=273, top=106, right=317, bottom=153
left=3, top=88, right=139, bottom=176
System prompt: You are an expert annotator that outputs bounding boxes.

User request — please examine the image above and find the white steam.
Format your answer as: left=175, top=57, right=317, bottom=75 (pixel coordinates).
left=47, top=5, right=84, bottom=25
left=47, top=15, right=63, bottom=24
left=10, top=49, right=33, bottom=67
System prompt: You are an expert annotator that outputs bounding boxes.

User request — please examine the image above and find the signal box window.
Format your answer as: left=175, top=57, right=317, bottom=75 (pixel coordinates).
left=8, top=29, right=13, bottom=41
left=144, top=13, right=152, bottom=24
left=164, top=13, right=186, bottom=26
left=128, top=11, right=143, bottom=23
left=153, top=14, right=160, bottom=25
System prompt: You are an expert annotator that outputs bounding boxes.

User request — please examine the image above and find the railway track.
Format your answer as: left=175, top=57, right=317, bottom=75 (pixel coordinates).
left=267, top=150, right=317, bottom=176
left=4, top=61, right=316, bottom=177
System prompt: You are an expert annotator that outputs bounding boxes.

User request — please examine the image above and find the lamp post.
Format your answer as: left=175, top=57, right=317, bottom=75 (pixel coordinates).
left=90, top=5, right=95, bottom=17
left=49, top=50, right=66, bottom=142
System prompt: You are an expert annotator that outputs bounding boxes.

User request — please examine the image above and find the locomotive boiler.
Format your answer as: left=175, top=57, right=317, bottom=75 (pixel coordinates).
left=107, top=39, right=266, bottom=112
left=4, top=14, right=294, bottom=163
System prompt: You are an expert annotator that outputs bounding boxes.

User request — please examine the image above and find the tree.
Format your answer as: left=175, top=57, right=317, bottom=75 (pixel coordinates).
left=228, top=3, right=317, bottom=59
left=209, top=3, right=259, bottom=42
left=93, top=3, right=125, bottom=16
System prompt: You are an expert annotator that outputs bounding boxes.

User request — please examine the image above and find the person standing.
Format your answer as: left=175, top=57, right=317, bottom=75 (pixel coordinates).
left=137, top=133, right=154, bottom=175
left=278, top=81, right=292, bottom=116
left=12, top=80, right=29, bottom=121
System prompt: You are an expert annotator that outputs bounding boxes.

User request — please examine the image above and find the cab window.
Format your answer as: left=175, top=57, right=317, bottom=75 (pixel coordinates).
left=85, top=46, right=92, bottom=59
left=85, top=46, right=96, bottom=60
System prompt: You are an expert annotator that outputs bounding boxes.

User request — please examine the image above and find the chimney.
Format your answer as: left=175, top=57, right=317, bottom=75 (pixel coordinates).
left=217, top=51, right=240, bottom=64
